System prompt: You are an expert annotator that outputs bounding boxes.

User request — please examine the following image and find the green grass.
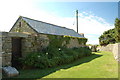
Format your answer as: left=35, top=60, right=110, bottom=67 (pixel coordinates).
left=5, top=51, right=118, bottom=79
left=42, top=51, right=118, bottom=78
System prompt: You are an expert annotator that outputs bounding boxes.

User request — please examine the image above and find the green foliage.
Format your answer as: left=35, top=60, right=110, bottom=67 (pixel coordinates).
left=11, top=51, right=118, bottom=78
left=47, top=34, right=87, bottom=48
left=99, top=18, right=120, bottom=45
left=115, top=18, right=120, bottom=42
left=99, top=28, right=116, bottom=46
left=47, top=34, right=70, bottom=48
left=20, top=34, right=89, bottom=69
left=20, top=47, right=92, bottom=69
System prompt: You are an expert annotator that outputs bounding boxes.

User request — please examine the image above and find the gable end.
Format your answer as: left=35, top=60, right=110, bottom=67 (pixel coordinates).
left=9, top=16, right=38, bottom=34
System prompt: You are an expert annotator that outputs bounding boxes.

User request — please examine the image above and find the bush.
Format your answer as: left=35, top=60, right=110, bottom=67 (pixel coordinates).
left=20, top=47, right=92, bottom=69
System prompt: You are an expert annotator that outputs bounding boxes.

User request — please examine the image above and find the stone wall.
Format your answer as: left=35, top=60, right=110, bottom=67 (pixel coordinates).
left=0, top=32, right=12, bottom=66
left=100, top=43, right=120, bottom=61
left=21, top=33, right=49, bottom=56
left=66, top=38, right=84, bottom=48
left=21, top=33, right=85, bottom=57
left=10, top=18, right=37, bottom=34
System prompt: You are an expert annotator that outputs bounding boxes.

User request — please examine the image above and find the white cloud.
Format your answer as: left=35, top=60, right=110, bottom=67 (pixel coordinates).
left=0, top=0, right=36, bottom=31
left=0, top=1, right=114, bottom=44
left=75, top=12, right=114, bottom=44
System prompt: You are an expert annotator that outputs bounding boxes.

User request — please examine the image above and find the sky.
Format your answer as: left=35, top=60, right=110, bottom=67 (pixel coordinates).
left=0, top=0, right=119, bottom=44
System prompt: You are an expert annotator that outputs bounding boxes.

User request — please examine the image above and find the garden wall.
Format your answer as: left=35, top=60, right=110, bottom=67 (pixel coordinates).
left=100, top=43, right=120, bottom=61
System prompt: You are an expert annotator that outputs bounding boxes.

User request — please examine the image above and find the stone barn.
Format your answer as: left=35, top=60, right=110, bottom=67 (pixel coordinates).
left=0, top=16, right=87, bottom=68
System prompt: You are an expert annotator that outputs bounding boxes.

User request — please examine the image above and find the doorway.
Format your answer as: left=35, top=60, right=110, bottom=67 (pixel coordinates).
left=12, top=37, right=22, bottom=68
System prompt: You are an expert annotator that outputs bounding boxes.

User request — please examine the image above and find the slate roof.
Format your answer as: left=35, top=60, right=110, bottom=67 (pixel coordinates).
left=21, top=16, right=84, bottom=38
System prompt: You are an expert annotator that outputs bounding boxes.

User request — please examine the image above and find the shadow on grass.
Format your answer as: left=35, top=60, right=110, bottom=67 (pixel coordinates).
left=2, top=54, right=102, bottom=80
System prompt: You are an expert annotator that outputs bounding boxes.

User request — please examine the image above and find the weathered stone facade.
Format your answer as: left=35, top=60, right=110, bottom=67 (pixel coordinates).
left=66, top=38, right=84, bottom=48
left=21, top=33, right=49, bottom=56
left=10, top=18, right=37, bottom=34
left=0, top=32, right=12, bottom=66
left=21, top=33, right=85, bottom=57
left=0, top=32, right=28, bottom=66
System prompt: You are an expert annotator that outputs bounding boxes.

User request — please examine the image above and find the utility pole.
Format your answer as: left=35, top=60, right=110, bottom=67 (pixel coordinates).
left=118, top=1, right=120, bottom=19
left=76, top=10, right=78, bottom=33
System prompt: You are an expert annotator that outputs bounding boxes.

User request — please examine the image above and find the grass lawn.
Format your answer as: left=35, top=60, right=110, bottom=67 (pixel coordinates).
left=6, top=51, right=118, bottom=79
left=42, top=51, right=118, bottom=78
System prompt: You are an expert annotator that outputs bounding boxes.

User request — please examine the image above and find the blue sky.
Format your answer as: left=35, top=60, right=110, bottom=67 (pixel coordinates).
left=0, top=0, right=119, bottom=44
left=36, top=2, right=118, bottom=24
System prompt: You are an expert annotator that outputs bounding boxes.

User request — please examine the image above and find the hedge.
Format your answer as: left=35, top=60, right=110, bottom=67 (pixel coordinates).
left=20, top=47, right=92, bottom=69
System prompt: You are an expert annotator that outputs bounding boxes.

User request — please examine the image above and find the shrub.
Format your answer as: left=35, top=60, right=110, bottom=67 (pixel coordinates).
left=20, top=47, right=92, bottom=69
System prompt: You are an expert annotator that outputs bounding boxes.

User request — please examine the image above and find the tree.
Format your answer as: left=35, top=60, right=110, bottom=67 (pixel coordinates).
left=99, top=28, right=116, bottom=46
left=115, top=18, right=120, bottom=42
left=99, top=18, right=120, bottom=45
